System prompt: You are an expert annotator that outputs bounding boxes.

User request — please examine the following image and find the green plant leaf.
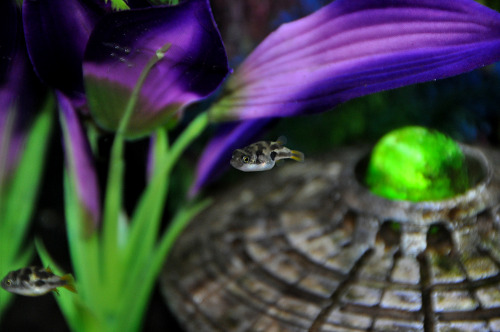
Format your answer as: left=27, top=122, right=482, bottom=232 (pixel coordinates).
left=36, top=238, right=103, bottom=332
left=117, top=198, right=211, bottom=332
left=147, top=0, right=180, bottom=5
left=1, top=94, right=53, bottom=255
left=0, top=94, right=54, bottom=320
left=108, top=0, right=130, bottom=10
left=124, top=129, right=169, bottom=283
left=63, top=171, right=101, bottom=307
left=35, top=239, right=80, bottom=331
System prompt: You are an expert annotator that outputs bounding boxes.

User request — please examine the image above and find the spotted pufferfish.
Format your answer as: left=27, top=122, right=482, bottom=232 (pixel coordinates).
left=230, top=137, right=304, bottom=172
left=1, top=266, right=77, bottom=296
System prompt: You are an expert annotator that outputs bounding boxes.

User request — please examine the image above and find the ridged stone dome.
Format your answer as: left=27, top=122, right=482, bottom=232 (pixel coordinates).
left=161, top=145, right=500, bottom=332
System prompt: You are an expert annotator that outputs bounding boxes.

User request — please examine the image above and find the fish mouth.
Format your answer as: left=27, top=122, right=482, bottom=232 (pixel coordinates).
left=1, top=280, right=10, bottom=290
left=230, top=156, right=240, bottom=168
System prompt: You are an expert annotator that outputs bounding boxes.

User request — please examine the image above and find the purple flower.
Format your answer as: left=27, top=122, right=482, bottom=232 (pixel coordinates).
left=192, top=0, right=500, bottom=193
left=21, top=0, right=229, bottom=223
left=23, top=0, right=229, bottom=135
left=83, top=0, right=229, bottom=137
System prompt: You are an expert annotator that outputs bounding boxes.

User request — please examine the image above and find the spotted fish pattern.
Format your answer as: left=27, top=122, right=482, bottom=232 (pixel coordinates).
left=230, top=137, right=305, bottom=172
left=1, top=266, right=76, bottom=296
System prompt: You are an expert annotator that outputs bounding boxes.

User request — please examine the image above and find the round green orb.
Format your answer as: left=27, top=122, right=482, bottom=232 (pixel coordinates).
left=365, top=126, right=469, bottom=202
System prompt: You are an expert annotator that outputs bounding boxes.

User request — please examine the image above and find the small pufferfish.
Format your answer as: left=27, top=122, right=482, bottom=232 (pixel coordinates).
left=1, top=266, right=77, bottom=296
left=230, top=137, right=305, bottom=172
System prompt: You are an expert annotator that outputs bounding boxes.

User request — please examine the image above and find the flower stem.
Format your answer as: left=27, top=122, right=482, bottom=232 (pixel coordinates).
left=101, top=43, right=172, bottom=296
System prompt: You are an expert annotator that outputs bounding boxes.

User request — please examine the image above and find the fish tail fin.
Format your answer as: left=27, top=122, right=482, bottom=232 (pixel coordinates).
left=290, top=150, right=305, bottom=162
left=61, top=274, right=77, bottom=293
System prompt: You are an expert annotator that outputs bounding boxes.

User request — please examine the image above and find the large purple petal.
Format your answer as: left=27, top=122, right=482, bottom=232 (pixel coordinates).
left=57, top=92, right=101, bottom=227
left=1, top=4, right=47, bottom=181
left=189, top=118, right=275, bottom=197
left=83, top=0, right=229, bottom=137
left=23, top=0, right=103, bottom=101
left=210, top=0, right=500, bottom=120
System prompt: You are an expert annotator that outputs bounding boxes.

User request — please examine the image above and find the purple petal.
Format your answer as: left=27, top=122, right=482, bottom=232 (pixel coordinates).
left=83, top=0, right=229, bottom=137
left=23, top=0, right=103, bottom=100
left=210, top=0, right=500, bottom=120
left=189, top=118, right=275, bottom=197
left=57, top=92, right=101, bottom=227
left=1, top=4, right=47, bottom=181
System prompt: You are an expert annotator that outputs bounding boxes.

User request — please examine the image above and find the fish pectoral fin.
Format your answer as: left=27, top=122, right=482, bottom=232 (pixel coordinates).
left=60, top=274, right=77, bottom=293
left=290, top=150, right=305, bottom=162
left=276, top=136, right=287, bottom=145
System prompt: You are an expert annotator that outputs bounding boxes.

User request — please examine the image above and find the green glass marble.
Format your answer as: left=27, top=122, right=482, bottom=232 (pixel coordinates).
left=365, top=126, right=469, bottom=201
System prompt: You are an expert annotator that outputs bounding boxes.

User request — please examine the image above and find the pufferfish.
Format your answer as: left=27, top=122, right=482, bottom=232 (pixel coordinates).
left=230, top=137, right=304, bottom=172
left=1, top=266, right=77, bottom=296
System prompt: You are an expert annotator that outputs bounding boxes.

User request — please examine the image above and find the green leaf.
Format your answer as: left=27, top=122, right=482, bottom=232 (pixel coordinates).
left=116, top=114, right=209, bottom=331
left=124, top=129, right=169, bottom=281
left=36, top=239, right=80, bottom=331
left=100, top=135, right=125, bottom=296
left=147, top=0, right=180, bottom=5
left=117, top=199, right=211, bottom=332
left=0, top=94, right=54, bottom=320
left=107, top=0, right=130, bottom=10
left=124, top=112, right=208, bottom=276
left=63, top=171, right=101, bottom=307
left=100, top=44, right=174, bottom=298
left=36, top=238, right=103, bottom=332
left=1, top=95, right=54, bottom=255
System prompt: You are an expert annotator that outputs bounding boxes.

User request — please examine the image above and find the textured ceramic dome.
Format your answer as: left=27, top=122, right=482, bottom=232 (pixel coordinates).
left=161, top=145, right=500, bottom=332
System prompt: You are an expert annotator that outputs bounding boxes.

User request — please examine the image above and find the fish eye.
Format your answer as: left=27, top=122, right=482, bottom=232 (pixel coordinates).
left=242, top=156, right=250, bottom=163
left=5, top=279, right=12, bottom=286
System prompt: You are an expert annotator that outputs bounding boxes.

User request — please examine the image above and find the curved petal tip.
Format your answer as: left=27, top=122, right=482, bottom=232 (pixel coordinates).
left=210, top=0, right=500, bottom=121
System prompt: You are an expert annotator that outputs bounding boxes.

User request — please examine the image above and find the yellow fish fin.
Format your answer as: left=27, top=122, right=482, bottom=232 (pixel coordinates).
left=290, top=150, right=305, bottom=162
left=60, top=274, right=78, bottom=293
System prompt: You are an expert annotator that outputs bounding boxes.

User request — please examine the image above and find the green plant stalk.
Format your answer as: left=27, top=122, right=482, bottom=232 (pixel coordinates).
left=50, top=41, right=210, bottom=331
left=101, top=44, right=172, bottom=301
left=147, top=0, right=180, bottom=5
left=0, top=95, right=54, bottom=320
left=36, top=237, right=102, bottom=332
left=58, top=107, right=102, bottom=310
left=124, top=112, right=208, bottom=271
left=64, top=169, right=102, bottom=322
left=117, top=198, right=211, bottom=332
left=78, top=42, right=209, bottom=330
left=121, top=130, right=170, bottom=281
left=108, top=0, right=130, bottom=10
left=37, top=168, right=104, bottom=332
left=116, top=113, right=210, bottom=331
left=98, top=110, right=208, bottom=331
